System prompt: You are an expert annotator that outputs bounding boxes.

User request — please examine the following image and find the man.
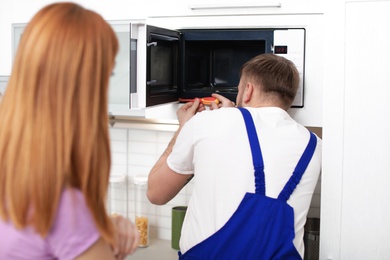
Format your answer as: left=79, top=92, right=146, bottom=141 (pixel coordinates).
left=147, top=54, right=322, bottom=259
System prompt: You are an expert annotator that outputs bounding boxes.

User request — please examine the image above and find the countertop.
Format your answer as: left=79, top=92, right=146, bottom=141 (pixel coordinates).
left=126, top=239, right=178, bottom=260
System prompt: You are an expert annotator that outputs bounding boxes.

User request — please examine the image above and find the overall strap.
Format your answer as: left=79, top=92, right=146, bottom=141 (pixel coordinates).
left=278, top=132, right=317, bottom=201
left=237, top=107, right=265, bottom=195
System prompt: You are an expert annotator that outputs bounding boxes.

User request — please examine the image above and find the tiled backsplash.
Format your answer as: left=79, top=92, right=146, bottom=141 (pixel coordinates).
left=108, top=126, right=321, bottom=241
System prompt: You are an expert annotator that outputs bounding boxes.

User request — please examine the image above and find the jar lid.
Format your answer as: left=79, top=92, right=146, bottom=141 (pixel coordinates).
left=109, top=174, right=126, bottom=183
left=133, top=174, right=148, bottom=185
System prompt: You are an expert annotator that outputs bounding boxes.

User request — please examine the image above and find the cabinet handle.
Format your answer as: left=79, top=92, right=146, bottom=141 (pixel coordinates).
left=188, top=2, right=282, bottom=10
left=130, top=39, right=137, bottom=94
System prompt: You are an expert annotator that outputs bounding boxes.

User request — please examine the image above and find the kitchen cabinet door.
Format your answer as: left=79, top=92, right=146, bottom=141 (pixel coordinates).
left=108, top=22, right=132, bottom=114
left=0, top=76, right=9, bottom=98
left=147, top=0, right=324, bottom=17
left=322, top=0, right=390, bottom=259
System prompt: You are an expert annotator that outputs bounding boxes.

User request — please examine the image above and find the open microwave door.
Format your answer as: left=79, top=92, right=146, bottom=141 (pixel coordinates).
left=145, top=25, right=181, bottom=107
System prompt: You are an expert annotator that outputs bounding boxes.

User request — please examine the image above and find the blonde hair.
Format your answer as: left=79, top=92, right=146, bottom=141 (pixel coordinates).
left=0, top=2, right=118, bottom=245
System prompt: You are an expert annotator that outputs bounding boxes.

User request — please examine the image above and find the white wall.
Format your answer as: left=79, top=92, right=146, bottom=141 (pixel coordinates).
left=109, top=127, right=193, bottom=241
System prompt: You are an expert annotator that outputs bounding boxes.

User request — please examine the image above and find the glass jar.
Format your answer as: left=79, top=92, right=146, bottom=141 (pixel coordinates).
left=108, top=174, right=127, bottom=217
left=134, top=174, right=149, bottom=247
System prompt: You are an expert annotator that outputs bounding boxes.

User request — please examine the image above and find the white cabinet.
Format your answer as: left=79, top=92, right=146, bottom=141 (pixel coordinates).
left=321, top=0, right=390, bottom=259
left=108, top=22, right=132, bottom=115
left=108, top=21, right=146, bottom=117
left=0, top=76, right=9, bottom=97
left=7, top=4, right=324, bottom=127
left=147, top=0, right=323, bottom=17
left=147, top=13, right=324, bottom=126
left=9, top=21, right=147, bottom=118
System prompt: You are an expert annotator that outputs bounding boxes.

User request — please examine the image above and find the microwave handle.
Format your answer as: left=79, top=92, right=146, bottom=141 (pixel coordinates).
left=130, top=38, right=137, bottom=94
left=147, top=80, right=157, bottom=86
left=147, top=42, right=157, bottom=47
left=149, top=33, right=179, bottom=42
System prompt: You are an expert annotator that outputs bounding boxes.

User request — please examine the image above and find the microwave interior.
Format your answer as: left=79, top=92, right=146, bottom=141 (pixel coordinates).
left=146, top=26, right=303, bottom=107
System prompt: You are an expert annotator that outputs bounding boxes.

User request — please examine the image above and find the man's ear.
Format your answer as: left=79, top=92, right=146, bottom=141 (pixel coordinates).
left=243, top=82, right=254, bottom=103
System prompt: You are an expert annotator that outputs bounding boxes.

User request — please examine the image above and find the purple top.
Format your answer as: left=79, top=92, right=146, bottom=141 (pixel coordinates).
left=0, top=188, right=101, bottom=259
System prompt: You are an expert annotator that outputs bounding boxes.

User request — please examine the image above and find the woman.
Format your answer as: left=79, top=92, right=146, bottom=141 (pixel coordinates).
left=0, top=2, right=139, bottom=259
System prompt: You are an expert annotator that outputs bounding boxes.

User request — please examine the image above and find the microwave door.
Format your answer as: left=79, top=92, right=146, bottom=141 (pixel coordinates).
left=146, top=26, right=181, bottom=107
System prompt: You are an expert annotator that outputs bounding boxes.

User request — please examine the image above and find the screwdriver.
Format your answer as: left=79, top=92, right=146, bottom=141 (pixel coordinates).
left=178, top=97, right=220, bottom=106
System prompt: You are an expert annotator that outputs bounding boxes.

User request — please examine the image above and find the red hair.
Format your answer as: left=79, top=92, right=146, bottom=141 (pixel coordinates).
left=0, top=2, right=118, bottom=245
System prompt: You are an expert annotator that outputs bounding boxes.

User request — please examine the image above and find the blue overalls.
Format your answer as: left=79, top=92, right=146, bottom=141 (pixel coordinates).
left=178, top=108, right=317, bottom=260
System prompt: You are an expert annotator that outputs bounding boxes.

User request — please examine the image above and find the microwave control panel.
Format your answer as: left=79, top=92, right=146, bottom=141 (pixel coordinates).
left=273, top=29, right=305, bottom=108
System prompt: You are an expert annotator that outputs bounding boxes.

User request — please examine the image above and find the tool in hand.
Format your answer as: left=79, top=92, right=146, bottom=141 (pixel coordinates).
left=178, top=97, right=220, bottom=106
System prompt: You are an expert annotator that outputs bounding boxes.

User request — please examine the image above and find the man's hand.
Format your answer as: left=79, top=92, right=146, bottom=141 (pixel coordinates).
left=210, top=93, right=236, bottom=110
left=177, top=98, right=205, bottom=127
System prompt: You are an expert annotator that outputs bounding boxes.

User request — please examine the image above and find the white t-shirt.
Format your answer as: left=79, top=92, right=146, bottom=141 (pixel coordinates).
left=167, top=107, right=322, bottom=258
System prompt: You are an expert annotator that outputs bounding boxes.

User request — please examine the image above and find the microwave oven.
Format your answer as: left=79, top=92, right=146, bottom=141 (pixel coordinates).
left=108, top=23, right=305, bottom=113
